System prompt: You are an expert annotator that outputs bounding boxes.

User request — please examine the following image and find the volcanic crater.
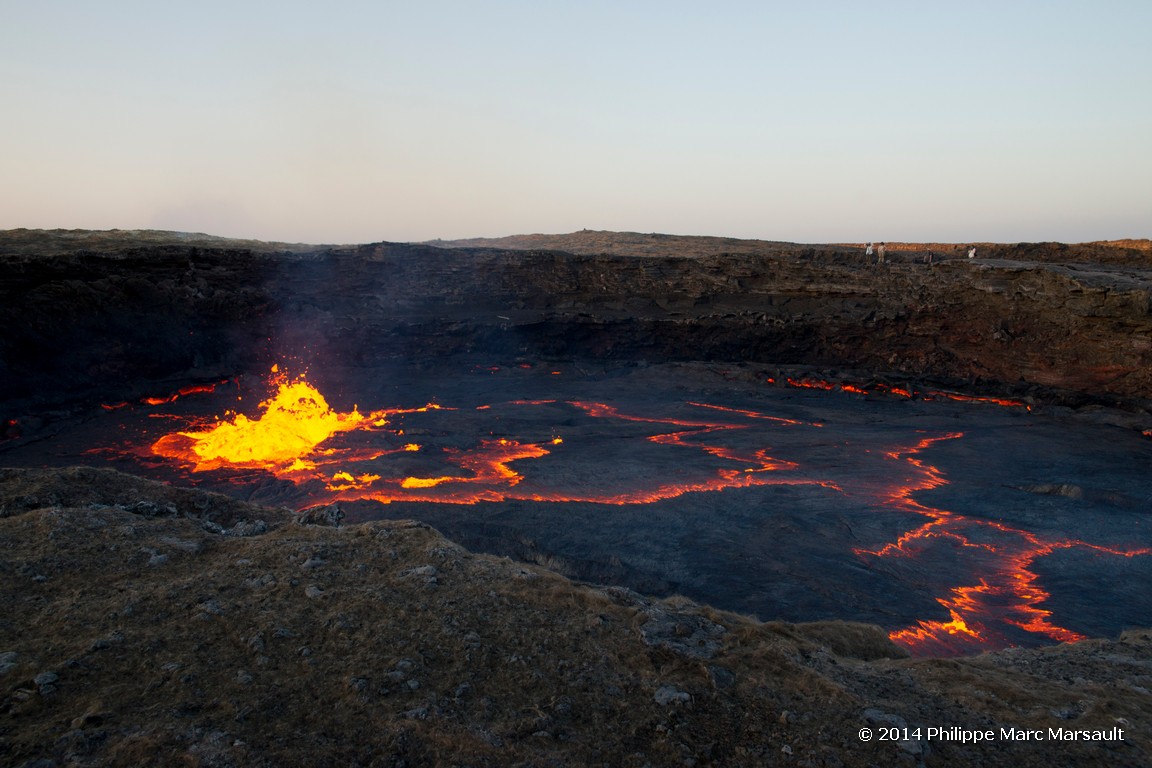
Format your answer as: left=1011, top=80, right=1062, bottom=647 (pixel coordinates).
left=4, top=229, right=1152, bottom=657
left=3, top=229, right=1152, bottom=765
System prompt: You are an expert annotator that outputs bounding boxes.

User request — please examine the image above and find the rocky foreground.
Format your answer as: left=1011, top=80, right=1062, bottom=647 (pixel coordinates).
left=1, top=467, right=1149, bottom=767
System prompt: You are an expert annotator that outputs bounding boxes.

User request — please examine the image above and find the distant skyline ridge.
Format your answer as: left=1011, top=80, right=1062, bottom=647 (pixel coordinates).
left=3, top=228, right=1149, bottom=262
left=425, top=229, right=1152, bottom=250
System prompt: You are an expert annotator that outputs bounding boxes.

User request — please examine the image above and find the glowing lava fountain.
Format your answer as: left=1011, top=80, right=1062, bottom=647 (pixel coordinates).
left=152, top=368, right=393, bottom=472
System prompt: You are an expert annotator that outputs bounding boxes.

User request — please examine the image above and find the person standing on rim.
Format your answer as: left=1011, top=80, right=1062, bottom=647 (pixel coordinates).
left=876, top=242, right=886, bottom=264
left=865, top=242, right=874, bottom=259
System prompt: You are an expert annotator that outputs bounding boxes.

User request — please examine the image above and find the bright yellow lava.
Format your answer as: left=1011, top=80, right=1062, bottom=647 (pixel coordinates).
left=401, top=476, right=454, bottom=489
left=154, top=376, right=379, bottom=470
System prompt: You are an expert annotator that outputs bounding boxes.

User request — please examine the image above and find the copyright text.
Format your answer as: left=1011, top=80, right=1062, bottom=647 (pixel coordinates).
left=858, top=726, right=1126, bottom=743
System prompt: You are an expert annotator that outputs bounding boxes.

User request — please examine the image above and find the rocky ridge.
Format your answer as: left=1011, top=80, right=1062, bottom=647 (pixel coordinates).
left=3, top=230, right=1152, bottom=435
left=1, top=467, right=1149, bottom=767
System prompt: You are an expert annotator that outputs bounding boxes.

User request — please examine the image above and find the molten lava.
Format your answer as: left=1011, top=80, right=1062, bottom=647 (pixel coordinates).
left=123, top=367, right=1150, bottom=657
left=152, top=372, right=390, bottom=472
left=103, top=380, right=228, bottom=411
left=782, top=376, right=1027, bottom=408
left=146, top=371, right=829, bottom=508
left=857, top=433, right=1151, bottom=656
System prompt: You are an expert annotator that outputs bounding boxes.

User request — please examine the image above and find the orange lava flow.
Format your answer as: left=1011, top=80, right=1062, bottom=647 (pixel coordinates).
left=148, top=372, right=831, bottom=507
left=782, top=376, right=1028, bottom=409
left=138, top=368, right=1147, bottom=656
left=859, top=433, right=1152, bottom=656
left=923, top=390, right=1027, bottom=408
left=334, top=400, right=831, bottom=506
left=151, top=372, right=394, bottom=472
left=104, top=381, right=227, bottom=411
left=142, top=383, right=223, bottom=406
left=787, top=377, right=834, bottom=391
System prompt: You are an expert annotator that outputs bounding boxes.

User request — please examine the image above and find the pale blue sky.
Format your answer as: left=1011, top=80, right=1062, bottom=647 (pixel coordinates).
left=2, top=1, right=1149, bottom=243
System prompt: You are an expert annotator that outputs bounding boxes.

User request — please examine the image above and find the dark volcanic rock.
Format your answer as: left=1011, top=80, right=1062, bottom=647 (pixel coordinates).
left=0, top=466, right=282, bottom=532
left=3, top=230, right=1152, bottom=425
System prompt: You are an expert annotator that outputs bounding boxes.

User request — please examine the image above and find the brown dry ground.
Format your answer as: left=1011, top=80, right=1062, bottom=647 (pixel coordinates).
left=431, top=230, right=1152, bottom=265
left=1, top=467, right=1149, bottom=767
left=0, top=228, right=335, bottom=257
